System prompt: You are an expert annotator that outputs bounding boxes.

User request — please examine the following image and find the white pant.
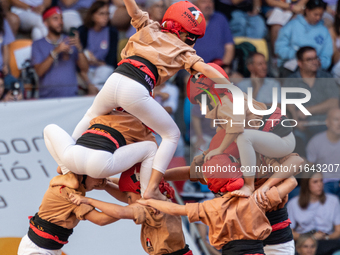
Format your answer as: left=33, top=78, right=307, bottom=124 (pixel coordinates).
left=263, top=239, right=295, bottom=255
left=72, top=73, right=181, bottom=174
left=18, top=234, right=62, bottom=255
left=11, top=7, right=48, bottom=40
left=62, top=10, right=83, bottom=33
left=237, top=130, right=295, bottom=176
left=88, top=65, right=114, bottom=91
left=44, top=124, right=157, bottom=194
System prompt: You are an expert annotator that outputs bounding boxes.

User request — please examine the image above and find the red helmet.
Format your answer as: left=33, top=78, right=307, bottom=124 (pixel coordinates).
left=186, top=62, right=230, bottom=104
left=203, top=154, right=244, bottom=194
left=162, top=1, right=206, bottom=38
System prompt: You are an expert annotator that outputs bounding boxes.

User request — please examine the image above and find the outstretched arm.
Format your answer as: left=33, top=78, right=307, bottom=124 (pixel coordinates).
left=69, top=193, right=135, bottom=220
left=164, top=166, right=190, bottom=181
left=192, top=62, right=233, bottom=86
left=84, top=209, right=120, bottom=226
left=137, top=199, right=187, bottom=216
left=104, top=181, right=129, bottom=203
left=123, top=0, right=142, bottom=20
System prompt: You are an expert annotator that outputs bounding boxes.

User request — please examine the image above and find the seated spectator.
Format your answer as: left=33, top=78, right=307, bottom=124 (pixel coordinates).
left=275, top=0, right=333, bottom=77
left=287, top=170, right=340, bottom=255
left=59, top=0, right=96, bottom=33
left=237, top=52, right=281, bottom=106
left=78, top=1, right=118, bottom=90
left=0, top=5, right=24, bottom=93
left=194, top=0, right=234, bottom=73
left=307, top=108, right=340, bottom=199
left=323, top=0, right=337, bottom=28
left=263, top=0, right=307, bottom=55
left=1, top=0, right=20, bottom=35
left=31, top=7, right=90, bottom=98
left=283, top=46, right=339, bottom=142
left=215, top=0, right=267, bottom=39
left=0, top=72, right=23, bottom=102
left=11, top=0, right=50, bottom=40
left=329, top=1, right=340, bottom=80
left=153, top=81, right=185, bottom=157
left=296, top=233, right=318, bottom=255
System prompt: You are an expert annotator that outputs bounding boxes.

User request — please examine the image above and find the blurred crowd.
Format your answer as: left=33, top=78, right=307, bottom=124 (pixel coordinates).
left=1, top=0, right=340, bottom=254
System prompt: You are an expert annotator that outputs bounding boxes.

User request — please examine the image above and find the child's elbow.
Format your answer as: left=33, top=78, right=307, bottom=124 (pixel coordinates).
left=289, top=177, right=298, bottom=189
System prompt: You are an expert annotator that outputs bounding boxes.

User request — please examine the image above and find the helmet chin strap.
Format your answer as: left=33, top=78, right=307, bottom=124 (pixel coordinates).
left=185, top=32, right=199, bottom=46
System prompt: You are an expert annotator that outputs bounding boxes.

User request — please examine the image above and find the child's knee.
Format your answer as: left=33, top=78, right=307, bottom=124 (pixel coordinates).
left=43, top=124, right=57, bottom=138
left=236, top=133, right=251, bottom=146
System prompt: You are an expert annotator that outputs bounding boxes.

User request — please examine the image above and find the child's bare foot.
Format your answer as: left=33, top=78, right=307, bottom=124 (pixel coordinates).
left=231, top=184, right=254, bottom=197
left=143, top=188, right=167, bottom=201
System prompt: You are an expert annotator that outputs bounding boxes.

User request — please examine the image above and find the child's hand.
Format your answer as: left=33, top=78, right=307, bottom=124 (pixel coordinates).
left=136, top=199, right=150, bottom=206
left=69, top=193, right=88, bottom=205
left=204, top=148, right=222, bottom=162
left=254, top=185, right=269, bottom=205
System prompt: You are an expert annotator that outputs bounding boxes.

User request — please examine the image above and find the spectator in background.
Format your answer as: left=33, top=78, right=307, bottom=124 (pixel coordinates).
left=287, top=171, right=340, bottom=255
left=1, top=0, right=20, bottom=35
left=0, top=72, right=23, bottom=102
left=59, top=0, right=96, bottom=33
left=194, top=0, right=234, bottom=73
left=32, top=7, right=90, bottom=98
left=110, top=0, right=131, bottom=31
left=283, top=46, right=338, bottom=142
left=296, top=233, right=318, bottom=255
left=275, top=0, right=333, bottom=77
left=78, top=1, right=118, bottom=90
left=215, top=0, right=267, bottom=39
left=146, top=0, right=165, bottom=23
left=329, top=0, right=340, bottom=79
left=263, top=0, right=307, bottom=55
left=307, top=108, right=340, bottom=198
left=237, top=52, right=281, bottom=106
left=323, top=0, right=337, bottom=28
left=0, top=4, right=24, bottom=93
left=11, top=0, right=50, bottom=40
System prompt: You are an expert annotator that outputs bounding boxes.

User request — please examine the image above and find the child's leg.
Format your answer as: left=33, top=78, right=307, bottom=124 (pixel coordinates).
left=71, top=73, right=123, bottom=140
left=86, top=141, right=157, bottom=179
left=232, top=130, right=295, bottom=197
left=115, top=76, right=180, bottom=199
left=44, top=124, right=76, bottom=174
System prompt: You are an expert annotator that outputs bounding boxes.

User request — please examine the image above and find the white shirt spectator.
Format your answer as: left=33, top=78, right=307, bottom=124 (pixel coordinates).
left=288, top=193, right=340, bottom=235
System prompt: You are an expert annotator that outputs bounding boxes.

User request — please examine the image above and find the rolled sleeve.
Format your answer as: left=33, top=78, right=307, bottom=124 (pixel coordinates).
left=131, top=11, right=151, bottom=31
left=185, top=203, right=200, bottom=223
left=263, top=187, right=282, bottom=211
left=73, top=204, right=95, bottom=220
left=180, top=52, right=203, bottom=75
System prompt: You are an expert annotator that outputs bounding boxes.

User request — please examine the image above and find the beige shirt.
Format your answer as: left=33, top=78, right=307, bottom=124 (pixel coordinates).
left=38, top=184, right=94, bottom=229
left=132, top=204, right=186, bottom=254
left=185, top=187, right=282, bottom=250
left=90, top=111, right=157, bottom=145
left=205, top=93, right=267, bottom=134
left=121, top=11, right=203, bottom=86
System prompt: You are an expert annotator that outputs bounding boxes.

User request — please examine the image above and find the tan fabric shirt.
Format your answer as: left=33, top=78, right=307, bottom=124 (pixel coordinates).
left=90, top=111, right=156, bottom=145
left=185, top=187, right=282, bottom=250
left=38, top=184, right=94, bottom=229
left=205, top=93, right=267, bottom=134
left=132, top=204, right=186, bottom=254
left=121, top=11, right=203, bottom=86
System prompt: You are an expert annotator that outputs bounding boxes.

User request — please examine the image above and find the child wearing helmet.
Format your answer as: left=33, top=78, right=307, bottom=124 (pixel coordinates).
left=69, top=164, right=194, bottom=255
left=70, top=0, right=233, bottom=201
left=187, top=63, right=296, bottom=197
